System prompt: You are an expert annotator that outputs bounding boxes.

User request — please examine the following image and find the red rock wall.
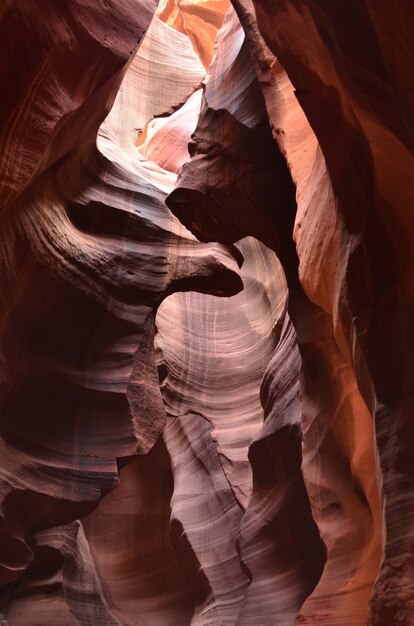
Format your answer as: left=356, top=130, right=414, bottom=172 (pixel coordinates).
left=236, top=2, right=414, bottom=623
left=1, top=1, right=413, bottom=625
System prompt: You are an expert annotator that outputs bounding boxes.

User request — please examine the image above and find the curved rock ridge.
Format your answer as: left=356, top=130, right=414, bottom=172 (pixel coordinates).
left=167, top=8, right=298, bottom=257
left=237, top=312, right=325, bottom=625
left=229, top=2, right=383, bottom=623
left=167, top=3, right=383, bottom=624
left=168, top=6, right=327, bottom=621
left=0, top=2, right=243, bottom=620
left=156, top=237, right=286, bottom=510
left=164, top=413, right=249, bottom=626
left=233, top=1, right=414, bottom=623
left=82, top=156, right=291, bottom=623
left=0, top=0, right=156, bottom=211
left=86, top=238, right=287, bottom=624
left=0, top=120, right=241, bottom=607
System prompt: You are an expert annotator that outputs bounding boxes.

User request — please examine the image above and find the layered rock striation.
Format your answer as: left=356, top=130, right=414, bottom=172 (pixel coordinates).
left=1, top=1, right=414, bottom=625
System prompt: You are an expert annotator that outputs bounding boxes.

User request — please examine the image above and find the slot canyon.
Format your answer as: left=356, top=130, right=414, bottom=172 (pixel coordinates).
left=0, top=0, right=413, bottom=624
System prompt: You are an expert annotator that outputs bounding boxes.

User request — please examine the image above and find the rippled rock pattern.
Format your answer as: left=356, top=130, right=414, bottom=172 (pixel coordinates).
left=1, top=1, right=413, bottom=625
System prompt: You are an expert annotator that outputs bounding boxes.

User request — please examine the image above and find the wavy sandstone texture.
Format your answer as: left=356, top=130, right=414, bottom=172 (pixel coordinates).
left=0, top=1, right=413, bottom=625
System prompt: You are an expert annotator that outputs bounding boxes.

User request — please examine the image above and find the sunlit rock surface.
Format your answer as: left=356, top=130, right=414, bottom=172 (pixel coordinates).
left=1, top=1, right=414, bottom=624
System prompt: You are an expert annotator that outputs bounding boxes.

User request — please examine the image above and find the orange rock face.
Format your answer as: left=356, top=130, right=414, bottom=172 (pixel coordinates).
left=1, top=1, right=413, bottom=625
